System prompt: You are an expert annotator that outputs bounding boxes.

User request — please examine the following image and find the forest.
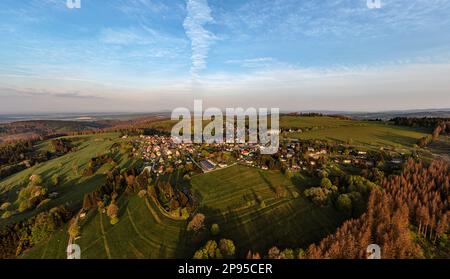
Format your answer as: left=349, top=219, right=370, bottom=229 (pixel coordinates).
left=303, top=159, right=449, bottom=259
left=257, top=159, right=449, bottom=259
left=0, top=139, right=74, bottom=180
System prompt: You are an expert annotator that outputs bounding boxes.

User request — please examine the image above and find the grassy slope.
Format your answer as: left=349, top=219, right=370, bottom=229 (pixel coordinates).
left=280, top=116, right=356, bottom=129
left=23, top=165, right=343, bottom=259
left=427, top=136, right=450, bottom=162
left=191, top=165, right=344, bottom=256
left=10, top=117, right=443, bottom=259
left=0, top=133, right=127, bottom=228
left=21, top=225, right=69, bottom=259
left=147, top=116, right=429, bottom=151
left=23, top=195, right=190, bottom=259
left=282, top=117, right=429, bottom=150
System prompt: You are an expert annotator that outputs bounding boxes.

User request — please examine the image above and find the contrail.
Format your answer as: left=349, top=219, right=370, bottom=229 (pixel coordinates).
left=183, top=0, right=216, bottom=81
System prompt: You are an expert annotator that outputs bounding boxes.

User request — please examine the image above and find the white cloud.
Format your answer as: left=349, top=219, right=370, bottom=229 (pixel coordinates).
left=183, top=0, right=216, bottom=79
left=217, top=0, right=450, bottom=40
left=99, top=28, right=146, bottom=45
left=225, top=57, right=275, bottom=68
left=189, top=62, right=450, bottom=111
left=118, top=0, right=170, bottom=17
left=2, top=62, right=450, bottom=112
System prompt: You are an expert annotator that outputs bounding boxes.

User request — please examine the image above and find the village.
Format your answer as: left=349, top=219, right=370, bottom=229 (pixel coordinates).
left=129, top=134, right=407, bottom=179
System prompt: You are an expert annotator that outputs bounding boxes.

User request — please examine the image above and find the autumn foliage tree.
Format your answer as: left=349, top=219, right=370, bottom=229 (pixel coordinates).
left=187, top=213, right=206, bottom=232
left=107, top=203, right=119, bottom=225
left=304, top=159, right=449, bottom=259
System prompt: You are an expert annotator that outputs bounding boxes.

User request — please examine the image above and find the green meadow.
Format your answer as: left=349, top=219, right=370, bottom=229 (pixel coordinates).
left=11, top=116, right=432, bottom=259
left=282, top=117, right=430, bottom=149
left=22, top=165, right=343, bottom=258
left=190, top=165, right=344, bottom=257
left=0, top=133, right=128, bottom=228
left=147, top=115, right=429, bottom=150
left=23, top=195, right=190, bottom=259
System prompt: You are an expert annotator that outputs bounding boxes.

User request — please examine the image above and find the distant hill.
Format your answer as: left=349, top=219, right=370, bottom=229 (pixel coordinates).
left=285, top=109, right=450, bottom=121
left=0, top=120, right=112, bottom=144
left=0, top=112, right=171, bottom=124
left=342, top=109, right=450, bottom=120
left=0, top=113, right=171, bottom=144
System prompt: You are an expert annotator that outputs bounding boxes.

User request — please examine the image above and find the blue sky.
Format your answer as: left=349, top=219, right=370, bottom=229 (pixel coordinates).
left=1, top=0, right=450, bottom=113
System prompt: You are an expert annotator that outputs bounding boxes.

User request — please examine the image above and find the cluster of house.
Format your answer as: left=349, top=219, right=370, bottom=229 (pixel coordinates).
left=279, top=140, right=405, bottom=171
left=132, top=135, right=186, bottom=176
left=133, top=135, right=274, bottom=174
left=131, top=135, right=405, bottom=177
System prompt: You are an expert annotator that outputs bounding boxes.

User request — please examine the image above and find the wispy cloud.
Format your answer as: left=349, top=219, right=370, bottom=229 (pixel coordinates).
left=99, top=28, right=146, bottom=45
left=225, top=57, right=276, bottom=68
left=183, top=0, right=216, bottom=79
left=0, top=86, right=103, bottom=100
left=217, top=0, right=450, bottom=39
left=1, top=0, right=450, bottom=113
left=192, top=62, right=450, bottom=111
left=98, top=27, right=185, bottom=47
left=118, top=0, right=170, bottom=19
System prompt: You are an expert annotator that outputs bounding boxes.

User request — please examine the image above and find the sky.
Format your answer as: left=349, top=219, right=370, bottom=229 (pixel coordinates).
left=1, top=0, right=450, bottom=113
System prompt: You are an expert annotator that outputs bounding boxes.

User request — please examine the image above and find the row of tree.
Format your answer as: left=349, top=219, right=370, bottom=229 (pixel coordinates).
left=417, top=121, right=449, bottom=147
left=0, top=140, right=34, bottom=164
left=391, top=117, right=450, bottom=129
left=0, top=138, right=74, bottom=180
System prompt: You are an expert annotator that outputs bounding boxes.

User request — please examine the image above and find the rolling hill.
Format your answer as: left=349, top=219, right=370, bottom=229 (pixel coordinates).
left=0, top=132, right=130, bottom=228
left=22, top=165, right=345, bottom=259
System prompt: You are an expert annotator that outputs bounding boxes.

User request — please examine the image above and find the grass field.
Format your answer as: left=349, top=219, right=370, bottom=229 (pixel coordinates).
left=23, top=194, right=191, bottom=259
left=147, top=116, right=429, bottom=151
left=280, top=116, right=357, bottom=129
left=284, top=117, right=430, bottom=150
left=428, top=136, right=450, bottom=162
left=190, top=165, right=344, bottom=256
left=0, top=132, right=129, bottom=228
left=20, top=224, right=70, bottom=259
left=151, top=116, right=356, bottom=132
left=22, top=165, right=343, bottom=258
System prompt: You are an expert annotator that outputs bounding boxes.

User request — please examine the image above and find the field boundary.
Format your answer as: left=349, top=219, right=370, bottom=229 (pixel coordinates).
left=99, top=213, right=112, bottom=259
left=144, top=197, right=162, bottom=224
left=126, top=207, right=162, bottom=248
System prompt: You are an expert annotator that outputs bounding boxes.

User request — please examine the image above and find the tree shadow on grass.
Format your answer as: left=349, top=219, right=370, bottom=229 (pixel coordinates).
left=174, top=225, right=192, bottom=259
left=373, top=132, right=419, bottom=148
left=220, top=206, right=276, bottom=257
left=290, top=174, right=319, bottom=192
left=257, top=170, right=276, bottom=193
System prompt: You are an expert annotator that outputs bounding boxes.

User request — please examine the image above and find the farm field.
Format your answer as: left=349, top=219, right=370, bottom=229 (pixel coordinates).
left=23, top=195, right=191, bottom=259
left=285, top=119, right=430, bottom=150
left=146, top=116, right=429, bottom=151
left=21, top=224, right=69, bottom=259
left=190, top=165, right=345, bottom=257
left=280, top=116, right=357, bottom=129
left=23, top=165, right=343, bottom=258
left=428, top=136, right=450, bottom=162
left=0, top=132, right=129, bottom=228
left=151, top=115, right=356, bottom=131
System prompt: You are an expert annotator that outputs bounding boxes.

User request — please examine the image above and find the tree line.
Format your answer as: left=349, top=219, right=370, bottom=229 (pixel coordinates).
left=0, top=138, right=74, bottom=180
left=390, top=117, right=450, bottom=148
